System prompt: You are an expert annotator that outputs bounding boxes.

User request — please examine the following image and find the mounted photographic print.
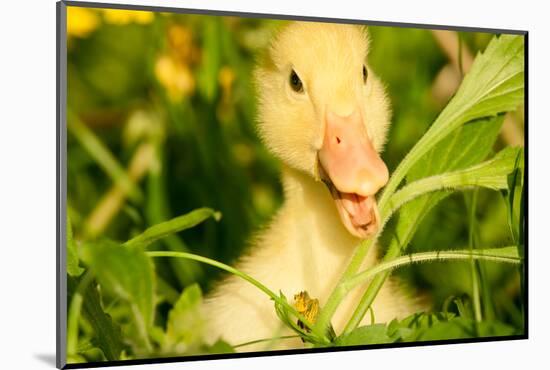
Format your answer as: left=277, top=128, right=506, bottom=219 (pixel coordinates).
left=57, top=1, right=527, bottom=368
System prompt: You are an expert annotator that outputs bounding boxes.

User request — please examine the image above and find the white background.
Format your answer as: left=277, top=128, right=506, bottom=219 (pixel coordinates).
left=0, top=0, right=547, bottom=369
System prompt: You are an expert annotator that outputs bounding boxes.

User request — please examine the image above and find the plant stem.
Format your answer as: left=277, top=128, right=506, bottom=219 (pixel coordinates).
left=314, top=237, right=375, bottom=334
left=233, top=335, right=300, bottom=349
left=466, top=190, right=482, bottom=322
left=386, top=147, right=520, bottom=215
left=146, top=251, right=327, bottom=342
left=342, top=251, right=399, bottom=334
left=340, top=247, right=521, bottom=294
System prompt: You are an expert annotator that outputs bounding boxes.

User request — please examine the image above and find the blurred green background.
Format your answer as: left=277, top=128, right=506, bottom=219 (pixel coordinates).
left=66, top=5, right=525, bottom=349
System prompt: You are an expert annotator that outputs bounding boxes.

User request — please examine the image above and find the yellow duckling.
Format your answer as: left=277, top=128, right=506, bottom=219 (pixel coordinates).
left=202, top=21, right=422, bottom=351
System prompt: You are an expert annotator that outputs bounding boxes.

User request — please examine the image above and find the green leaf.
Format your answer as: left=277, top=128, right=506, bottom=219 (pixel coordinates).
left=385, top=312, right=516, bottom=342
left=505, top=149, right=525, bottom=247
left=124, top=208, right=221, bottom=248
left=415, top=318, right=517, bottom=341
left=381, top=116, right=506, bottom=260
left=447, top=35, right=524, bottom=125
left=386, top=115, right=505, bottom=251
left=204, top=339, right=235, bottom=354
left=334, top=324, right=394, bottom=346
left=68, top=276, right=124, bottom=361
left=378, top=35, right=524, bottom=205
left=387, top=312, right=455, bottom=341
left=67, top=214, right=84, bottom=277
left=388, top=146, right=523, bottom=214
left=163, top=284, right=204, bottom=352
left=86, top=240, right=156, bottom=351
left=333, top=312, right=514, bottom=346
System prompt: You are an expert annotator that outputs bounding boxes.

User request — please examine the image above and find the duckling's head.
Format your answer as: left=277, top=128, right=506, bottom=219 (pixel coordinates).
left=255, top=21, right=391, bottom=239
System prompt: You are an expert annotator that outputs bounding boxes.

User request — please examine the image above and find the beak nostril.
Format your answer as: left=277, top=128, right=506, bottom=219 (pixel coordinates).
left=336, top=137, right=341, bottom=144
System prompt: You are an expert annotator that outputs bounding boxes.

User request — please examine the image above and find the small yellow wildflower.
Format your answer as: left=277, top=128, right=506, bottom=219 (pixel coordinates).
left=67, top=7, right=100, bottom=38
left=168, top=25, right=200, bottom=64
left=102, top=9, right=154, bottom=25
left=293, top=291, right=320, bottom=332
left=218, top=66, right=235, bottom=98
left=154, top=24, right=199, bottom=102
left=155, top=55, right=195, bottom=102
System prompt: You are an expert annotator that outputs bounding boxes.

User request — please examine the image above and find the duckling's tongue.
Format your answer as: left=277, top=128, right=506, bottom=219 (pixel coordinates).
left=340, top=192, right=375, bottom=226
left=327, top=185, right=379, bottom=238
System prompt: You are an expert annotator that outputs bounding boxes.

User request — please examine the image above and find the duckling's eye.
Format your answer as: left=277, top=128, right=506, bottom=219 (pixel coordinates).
left=289, top=69, right=304, bottom=93
left=362, top=65, right=368, bottom=84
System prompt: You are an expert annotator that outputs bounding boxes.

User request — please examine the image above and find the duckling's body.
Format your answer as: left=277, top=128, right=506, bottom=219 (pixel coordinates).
left=202, top=167, right=418, bottom=351
left=202, top=21, right=422, bottom=351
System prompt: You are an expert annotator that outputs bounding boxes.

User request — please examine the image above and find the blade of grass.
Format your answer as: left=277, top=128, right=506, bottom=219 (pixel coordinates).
left=67, top=110, right=142, bottom=202
left=146, top=134, right=204, bottom=286
left=125, top=208, right=221, bottom=248
left=83, top=142, right=155, bottom=239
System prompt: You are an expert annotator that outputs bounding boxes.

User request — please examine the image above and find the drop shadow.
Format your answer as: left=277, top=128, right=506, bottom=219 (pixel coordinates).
left=34, top=353, right=57, bottom=367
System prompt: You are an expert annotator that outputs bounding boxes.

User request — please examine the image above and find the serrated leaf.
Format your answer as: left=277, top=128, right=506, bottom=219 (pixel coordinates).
left=67, top=214, right=84, bottom=277
left=388, top=115, right=505, bottom=253
left=438, top=35, right=524, bottom=130
left=86, top=240, right=155, bottom=351
left=409, top=115, right=505, bottom=181
left=385, top=312, right=515, bottom=342
left=379, top=35, right=524, bottom=202
left=388, top=312, right=455, bottom=342
left=68, top=276, right=124, bottom=361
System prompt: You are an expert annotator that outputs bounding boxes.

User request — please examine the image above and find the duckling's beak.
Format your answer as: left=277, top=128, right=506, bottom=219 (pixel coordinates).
left=318, top=110, right=389, bottom=239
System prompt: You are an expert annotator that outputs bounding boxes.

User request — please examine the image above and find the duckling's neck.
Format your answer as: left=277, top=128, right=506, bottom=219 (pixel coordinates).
left=280, top=165, right=360, bottom=256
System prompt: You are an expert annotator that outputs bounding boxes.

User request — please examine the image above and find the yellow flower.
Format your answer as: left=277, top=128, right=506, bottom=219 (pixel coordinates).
left=293, top=291, right=320, bottom=330
left=67, top=7, right=100, bottom=38
left=154, top=24, right=200, bottom=102
left=102, top=9, right=154, bottom=25
left=218, top=66, right=235, bottom=97
left=167, top=25, right=199, bottom=64
left=155, top=55, right=195, bottom=102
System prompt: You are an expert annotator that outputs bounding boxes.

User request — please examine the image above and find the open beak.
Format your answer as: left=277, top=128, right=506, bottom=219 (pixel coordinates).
left=318, top=110, right=389, bottom=239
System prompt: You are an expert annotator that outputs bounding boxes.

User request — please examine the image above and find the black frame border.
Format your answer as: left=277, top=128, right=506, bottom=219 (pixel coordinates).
left=56, top=1, right=529, bottom=369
